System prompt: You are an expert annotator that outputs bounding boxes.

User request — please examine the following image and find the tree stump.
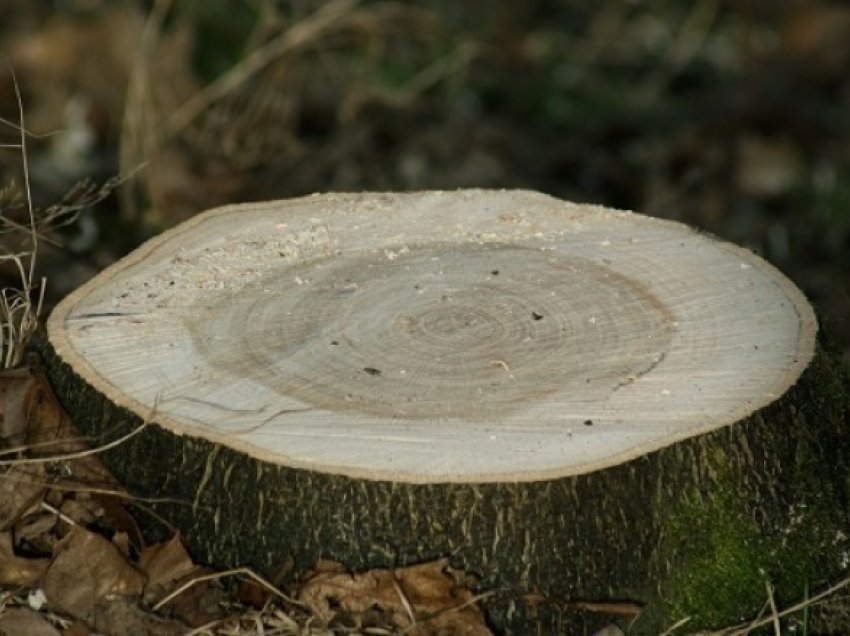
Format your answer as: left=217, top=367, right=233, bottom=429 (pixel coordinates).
left=41, top=190, right=850, bottom=633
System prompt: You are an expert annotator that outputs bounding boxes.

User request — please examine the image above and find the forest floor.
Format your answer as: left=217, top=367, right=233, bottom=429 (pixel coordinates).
left=1, top=1, right=850, bottom=634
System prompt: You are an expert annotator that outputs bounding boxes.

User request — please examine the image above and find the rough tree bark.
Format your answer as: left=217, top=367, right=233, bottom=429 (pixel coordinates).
left=41, top=190, right=850, bottom=634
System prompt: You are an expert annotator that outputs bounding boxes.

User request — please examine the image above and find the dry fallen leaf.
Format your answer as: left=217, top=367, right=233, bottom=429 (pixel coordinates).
left=0, top=366, right=37, bottom=446
left=0, top=531, right=50, bottom=588
left=24, top=367, right=89, bottom=457
left=43, top=525, right=146, bottom=621
left=299, top=558, right=492, bottom=635
left=90, top=597, right=187, bottom=636
left=0, top=607, right=61, bottom=636
left=139, top=533, right=197, bottom=598
left=89, top=494, right=145, bottom=549
left=237, top=577, right=272, bottom=609
left=111, top=531, right=132, bottom=559
left=57, top=497, right=100, bottom=528
left=13, top=511, right=58, bottom=555
left=22, top=368, right=125, bottom=497
left=139, top=534, right=226, bottom=627
left=0, top=464, right=46, bottom=531
left=157, top=567, right=228, bottom=628
left=61, top=622, right=90, bottom=636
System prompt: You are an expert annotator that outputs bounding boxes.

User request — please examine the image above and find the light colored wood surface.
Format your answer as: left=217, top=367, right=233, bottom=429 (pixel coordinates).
left=47, top=190, right=816, bottom=482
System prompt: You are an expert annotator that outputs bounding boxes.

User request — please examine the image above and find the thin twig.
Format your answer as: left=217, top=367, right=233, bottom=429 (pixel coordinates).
left=765, top=580, right=781, bottom=636
left=11, top=66, right=37, bottom=289
left=0, top=470, right=189, bottom=508
left=640, top=0, right=720, bottom=101
left=118, top=0, right=172, bottom=221
left=399, top=590, right=496, bottom=635
left=0, top=420, right=150, bottom=467
left=660, top=615, right=692, bottom=635
left=0, top=113, right=58, bottom=137
left=40, top=501, right=78, bottom=526
left=0, top=66, right=42, bottom=369
left=0, top=434, right=90, bottom=457
left=0, top=393, right=161, bottom=466
left=151, top=567, right=303, bottom=612
left=711, top=575, right=850, bottom=635
left=166, top=0, right=361, bottom=139
left=391, top=574, right=416, bottom=626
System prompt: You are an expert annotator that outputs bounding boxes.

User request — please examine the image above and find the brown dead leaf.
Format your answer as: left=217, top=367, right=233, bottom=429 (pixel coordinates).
left=0, top=531, right=49, bottom=587
left=57, top=497, right=100, bottom=528
left=23, top=368, right=124, bottom=495
left=44, top=489, right=63, bottom=510
left=14, top=368, right=127, bottom=535
left=237, top=577, right=272, bottom=609
left=139, top=534, right=197, bottom=601
left=13, top=511, right=58, bottom=554
left=62, top=622, right=90, bottom=636
left=0, top=607, right=61, bottom=636
left=24, top=368, right=89, bottom=457
left=89, top=494, right=144, bottom=549
left=91, top=598, right=187, bottom=636
left=138, top=535, right=226, bottom=627
left=0, top=464, right=46, bottom=531
left=311, top=558, right=349, bottom=575
left=156, top=568, right=228, bottom=628
left=111, top=531, right=132, bottom=559
left=43, top=525, right=146, bottom=621
left=0, top=366, right=37, bottom=445
left=299, top=558, right=492, bottom=635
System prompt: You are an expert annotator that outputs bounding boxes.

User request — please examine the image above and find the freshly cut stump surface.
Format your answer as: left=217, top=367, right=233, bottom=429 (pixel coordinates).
left=43, top=190, right=850, bottom=633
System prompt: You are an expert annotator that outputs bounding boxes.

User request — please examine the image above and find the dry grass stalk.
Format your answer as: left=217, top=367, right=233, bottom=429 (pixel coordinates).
left=165, top=0, right=362, bottom=139
left=119, top=0, right=363, bottom=222
left=151, top=567, right=303, bottom=613
left=0, top=417, right=150, bottom=467
left=0, top=71, right=45, bottom=370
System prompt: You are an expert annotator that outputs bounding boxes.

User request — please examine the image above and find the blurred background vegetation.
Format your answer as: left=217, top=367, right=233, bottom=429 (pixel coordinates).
left=1, top=0, right=848, bottom=358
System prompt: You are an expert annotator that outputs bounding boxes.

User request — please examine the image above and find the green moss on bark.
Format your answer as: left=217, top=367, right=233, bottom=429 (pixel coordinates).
left=651, top=341, right=850, bottom=632
left=658, top=489, right=772, bottom=628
